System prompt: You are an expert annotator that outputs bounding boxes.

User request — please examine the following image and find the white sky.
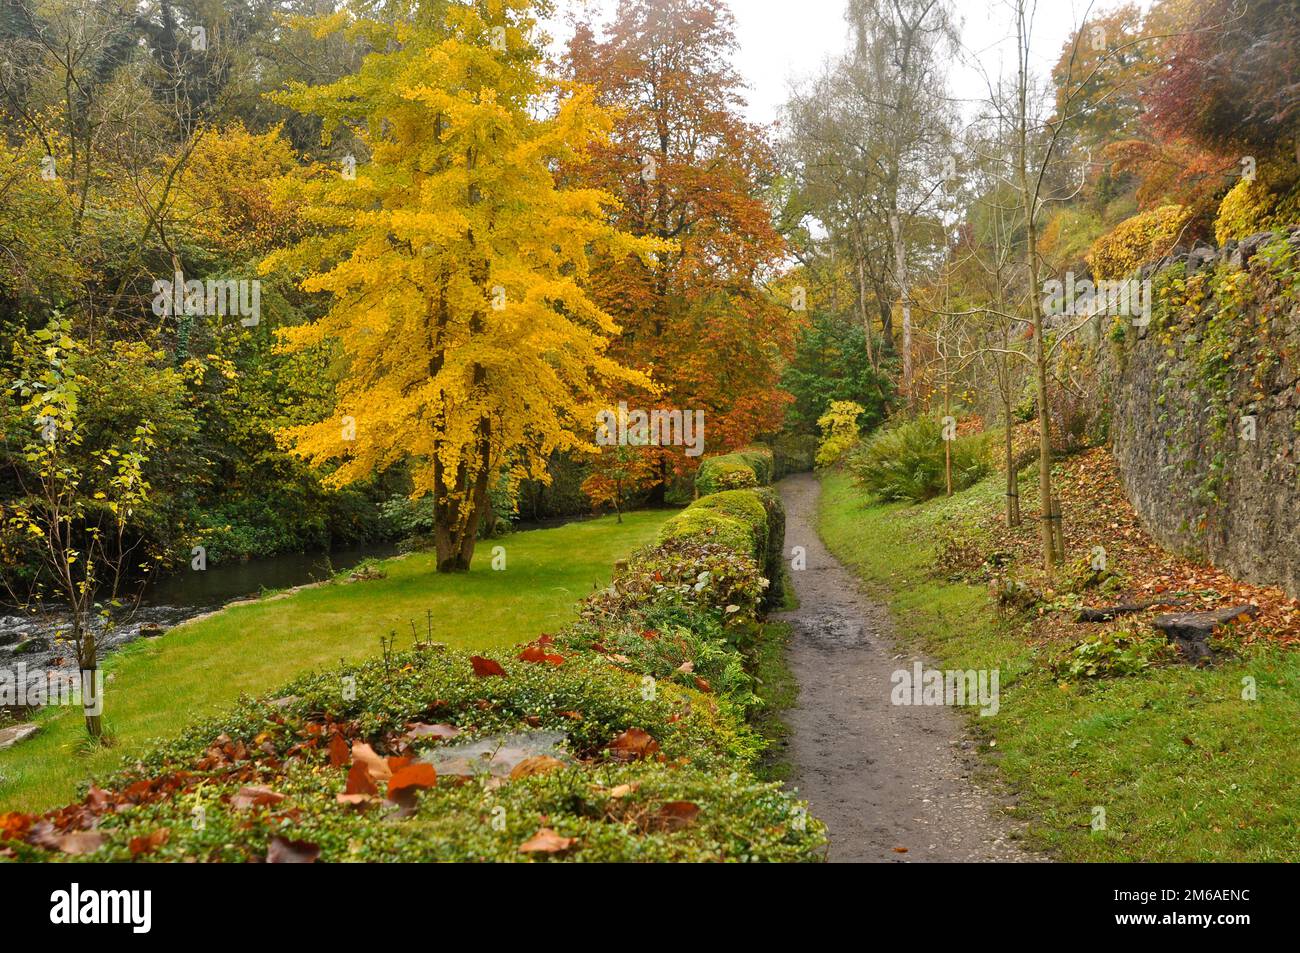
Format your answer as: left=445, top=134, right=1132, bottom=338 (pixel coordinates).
left=546, top=0, right=1152, bottom=129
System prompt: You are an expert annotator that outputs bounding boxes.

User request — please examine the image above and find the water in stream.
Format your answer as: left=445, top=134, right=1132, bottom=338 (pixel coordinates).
left=0, top=543, right=399, bottom=703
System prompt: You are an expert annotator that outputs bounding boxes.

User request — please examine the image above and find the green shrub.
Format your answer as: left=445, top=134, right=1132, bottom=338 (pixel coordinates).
left=658, top=506, right=755, bottom=558
left=734, top=447, right=775, bottom=486
left=1055, top=630, right=1174, bottom=679
left=847, top=416, right=990, bottom=502
left=0, top=648, right=822, bottom=863
left=592, top=537, right=770, bottom=626
left=688, top=491, right=768, bottom=558
left=695, top=456, right=758, bottom=495
left=752, top=487, right=786, bottom=608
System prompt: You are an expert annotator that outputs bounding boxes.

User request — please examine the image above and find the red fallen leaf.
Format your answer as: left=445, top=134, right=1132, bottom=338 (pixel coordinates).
left=85, top=785, right=113, bottom=813
left=327, top=732, right=350, bottom=767
left=387, top=763, right=437, bottom=799
left=128, top=828, right=170, bottom=857
left=343, top=760, right=379, bottom=798
left=893, top=846, right=909, bottom=853
left=554, top=710, right=582, bottom=720
left=0, top=812, right=33, bottom=842
left=351, top=741, right=392, bottom=782
left=404, top=722, right=460, bottom=741
left=387, top=755, right=413, bottom=773
left=589, top=642, right=609, bottom=654
left=231, top=786, right=286, bottom=811
left=693, top=676, right=713, bottom=694
left=607, top=728, right=660, bottom=762
left=536, top=634, right=554, bottom=645
left=544, top=653, right=565, bottom=666
left=641, top=629, right=659, bottom=641
left=518, top=645, right=547, bottom=663
left=518, top=827, right=575, bottom=854
left=266, top=835, right=320, bottom=863
left=123, top=779, right=153, bottom=801
left=655, top=801, right=700, bottom=831
left=471, top=656, right=506, bottom=678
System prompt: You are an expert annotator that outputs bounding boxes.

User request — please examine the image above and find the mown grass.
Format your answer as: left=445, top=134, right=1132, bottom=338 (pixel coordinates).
left=818, top=469, right=1300, bottom=862
left=0, top=510, right=670, bottom=813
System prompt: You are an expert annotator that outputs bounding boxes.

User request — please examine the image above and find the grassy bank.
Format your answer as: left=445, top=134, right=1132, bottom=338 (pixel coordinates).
left=0, top=511, right=670, bottom=813
left=818, top=469, right=1300, bottom=862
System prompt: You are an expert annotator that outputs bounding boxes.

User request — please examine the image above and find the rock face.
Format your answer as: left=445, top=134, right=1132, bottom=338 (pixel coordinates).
left=1101, top=229, right=1300, bottom=598
left=0, top=722, right=39, bottom=750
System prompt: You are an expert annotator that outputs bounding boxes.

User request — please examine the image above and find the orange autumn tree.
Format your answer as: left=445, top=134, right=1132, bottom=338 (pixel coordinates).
left=566, top=0, right=796, bottom=500
left=262, top=0, right=665, bottom=571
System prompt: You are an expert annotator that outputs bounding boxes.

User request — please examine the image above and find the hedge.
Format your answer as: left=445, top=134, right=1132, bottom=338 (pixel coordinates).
left=694, top=445, right=775, bottom=496
left=1, top=501, right=820, bottom=863
left=658, top=486, right=785, bottom=610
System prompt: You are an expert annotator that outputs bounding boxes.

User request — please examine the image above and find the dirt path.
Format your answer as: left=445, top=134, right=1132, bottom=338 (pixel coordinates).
left=775, top=472, right=1043, bottom=863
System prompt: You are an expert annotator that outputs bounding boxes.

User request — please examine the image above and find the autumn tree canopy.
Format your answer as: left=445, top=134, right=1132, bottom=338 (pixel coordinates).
left=264, top=0, right=665, bottom=571
left=566, top=0, right=796, bottom=495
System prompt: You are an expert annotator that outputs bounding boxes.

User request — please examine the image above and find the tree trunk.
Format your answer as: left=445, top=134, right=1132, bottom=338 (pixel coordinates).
left=1004, top=398, right=1021, bottom=526
left=78, top=628, right=102, bottom=739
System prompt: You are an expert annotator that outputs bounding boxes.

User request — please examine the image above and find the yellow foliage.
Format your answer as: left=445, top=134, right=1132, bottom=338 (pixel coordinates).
left=1214, top=160, right=1300, bottom=244
left=815, top=401, right=864, bottom=468
left=1086, top=205, right=1190, bottom=281
left=260, top=2, right=671, bottom=562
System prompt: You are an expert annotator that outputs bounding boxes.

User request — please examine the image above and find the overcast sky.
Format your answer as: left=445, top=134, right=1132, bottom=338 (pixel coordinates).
left=547, top=0, right=1153, bottom=128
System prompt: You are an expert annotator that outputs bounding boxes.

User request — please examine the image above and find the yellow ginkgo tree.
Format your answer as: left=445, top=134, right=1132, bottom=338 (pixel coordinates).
left=262, top=1, right=668, bottom=571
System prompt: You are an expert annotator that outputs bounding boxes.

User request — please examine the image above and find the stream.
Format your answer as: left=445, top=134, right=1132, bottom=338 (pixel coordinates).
left=0, top=543, right=399, bottom=701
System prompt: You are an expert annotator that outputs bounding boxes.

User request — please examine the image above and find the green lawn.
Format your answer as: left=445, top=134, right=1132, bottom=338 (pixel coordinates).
left=0, top=510, right=670, bottom=813
left=818, top=469, right=1300, bottom=862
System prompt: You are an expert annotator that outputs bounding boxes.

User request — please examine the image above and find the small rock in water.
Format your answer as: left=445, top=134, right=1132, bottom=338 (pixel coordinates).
left=0, top=723, right=39, bottom=750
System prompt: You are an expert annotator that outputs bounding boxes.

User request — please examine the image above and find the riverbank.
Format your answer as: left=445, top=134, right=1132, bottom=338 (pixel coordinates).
left=0, top=510, right=670, bottom=812
left=817, top=467, right=1300, bottom=861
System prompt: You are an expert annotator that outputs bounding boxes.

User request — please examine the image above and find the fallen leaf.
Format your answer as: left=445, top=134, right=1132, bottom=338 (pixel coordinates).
left=509, top=755, right=565, bottom=780
left=471, top=656, right=507, bottom=678
left=692, top=676, right=713, bottom=694
left=342, top=760, right=378, bottom=799
left=518, top=827, right=574, bottom=854
left=518, top=645, right=547, bottom=663
left=327, top=732, right=350, bottom=767
left=404, top=722, right=460, bottom=741
left=608, top=782, right=641, bottom=799
left=128, top=828, right=170, bottom=857
left=893, top=846, right=908, bottom=854
left=387, top=763, right=437, bottom=799
left=675, top=661, right=694, bottom=674
left=654, top=801, right=700, bottom=831
left=44, top=830, right=106, bottom=855
left=231, top=786, right=286, bottom=811
left=351, top=741, right=392, bottom=782
left=607, top=728, right=660, bottom=762
left=0, top=812, right=33, bottom=842
left=266, top=835, right=320, bottom=863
